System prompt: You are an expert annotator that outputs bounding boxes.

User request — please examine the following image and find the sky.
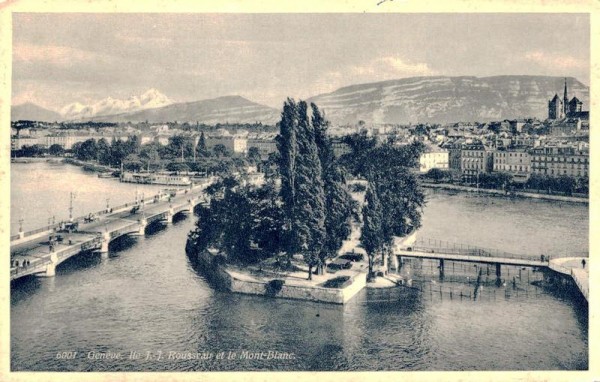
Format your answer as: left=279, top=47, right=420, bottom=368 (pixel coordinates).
left=12, top=13, right=590, bottom=112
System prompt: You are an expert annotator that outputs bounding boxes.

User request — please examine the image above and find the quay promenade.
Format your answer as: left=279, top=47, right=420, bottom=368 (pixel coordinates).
left=10, top=184, right=210, bottom=281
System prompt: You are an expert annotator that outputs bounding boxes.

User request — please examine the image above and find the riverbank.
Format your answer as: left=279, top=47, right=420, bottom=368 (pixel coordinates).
left=64, top=157, right=116, bottom=173
left=421, top=182, right=588, bottom=204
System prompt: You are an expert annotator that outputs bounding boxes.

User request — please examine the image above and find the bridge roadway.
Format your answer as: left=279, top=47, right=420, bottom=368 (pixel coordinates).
left=394, top=244, right=589, bottom=302
left=10, top=185, right=210, bottom=281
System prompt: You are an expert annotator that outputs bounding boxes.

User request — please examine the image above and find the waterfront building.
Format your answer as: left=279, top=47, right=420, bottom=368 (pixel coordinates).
left=530, top=142, right=589, bottom=178
left=493, top=148, right=531, bottom=183
left=11, top=136, right=42, bottom=150
left=442, top=140, right=464, bottom=171
left=418, top=145, right=449, bottom=173
left=45, top=134, right=92, bottom=150
left=460, top=141, right=493, bottom=182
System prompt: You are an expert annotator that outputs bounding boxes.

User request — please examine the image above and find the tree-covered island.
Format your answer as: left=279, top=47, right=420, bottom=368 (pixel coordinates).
left=186, top=100, right=425, bottom=285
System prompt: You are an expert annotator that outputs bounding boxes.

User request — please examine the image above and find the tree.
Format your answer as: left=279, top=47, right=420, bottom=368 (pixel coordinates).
left=293, top=101, right=326, bottom=280
left=196, top=132, right=210, bottom=158
left=312, top=103, right=354, bottom=274
left=577, top=176, right=589, bottom=194
left=48, top=144, right=65, bottom=156
left=247, top=146, right=262, bottom=164
left=339, top=132, right=377, bottom=177
left=96, top=138, right=112, bottom=166
left=352, top=137, right=426, bottom=274
left=276, top=99, right=327, bottom=279
left=127, top=135, right=141, bottom=156
left=166, top=162, right=191, bottom=172
left=361, top=184, right=383, bottom=276
left=21, top=144, right=47, bottom=157
left=276, top=98, right=299, bottom=260
left=109, top=138, right=129, bottom=167
left=212, top=144, right=231, bottom=158
left=188, top=177, right=283, bottom=264
left=425, top=168, right=446, bottom=183
left=75, top=139, right=98, bottom=161
left=123, top=154, right=143, bottom=172
left=168, top=135, right=195, bottom=161
left=140, top=143, right=161, bottom=170
left=557, top=175, right=577, bottom=196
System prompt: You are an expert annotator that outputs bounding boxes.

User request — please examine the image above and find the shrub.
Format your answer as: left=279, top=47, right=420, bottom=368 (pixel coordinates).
left=265, top=279, right=285, bottom=296
left=322, top=276, right=352, bottom=289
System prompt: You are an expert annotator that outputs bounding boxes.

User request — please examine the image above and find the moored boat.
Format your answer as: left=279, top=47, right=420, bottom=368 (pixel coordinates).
left=120, top=171, right=192, bottom=186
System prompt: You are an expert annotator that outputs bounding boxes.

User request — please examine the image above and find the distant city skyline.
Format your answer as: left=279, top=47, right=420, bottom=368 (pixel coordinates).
left=12, top=13, right=590, bottom=112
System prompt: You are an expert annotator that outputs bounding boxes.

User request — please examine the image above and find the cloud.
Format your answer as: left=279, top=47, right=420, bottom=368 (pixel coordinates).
left=114, top=33, right=173, bottom=46
left=351, top=57, right=437, bottom=77
left=13, top=43, right=110, bottom=67
left=310, top=56, right=437, bottom=98
left=524, top=50, right=587, bottom=70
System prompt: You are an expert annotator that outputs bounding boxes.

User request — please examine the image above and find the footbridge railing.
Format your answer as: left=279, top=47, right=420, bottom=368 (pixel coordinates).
left=406, top=238, right=588, bottom=262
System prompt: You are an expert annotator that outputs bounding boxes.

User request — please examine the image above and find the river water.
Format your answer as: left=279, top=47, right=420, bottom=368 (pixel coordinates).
left=10, top=162, right=588, bottom=371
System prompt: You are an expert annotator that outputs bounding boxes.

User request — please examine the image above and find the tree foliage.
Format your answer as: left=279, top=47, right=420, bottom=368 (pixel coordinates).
left=188, top=177, right=284, bottom=264
left=48, top=144, right=65, bottom=156
left=312, top=103, right=355, bottom=274
left=361, top=184, right=383, bottom=275
left=352, top=138, right=426, bottom=277
left=187, top=99, right=353, bottom=280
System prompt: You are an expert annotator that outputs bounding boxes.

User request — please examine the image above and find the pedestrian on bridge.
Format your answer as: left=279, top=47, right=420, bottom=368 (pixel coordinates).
left=582, top=259, right=586, bottom=269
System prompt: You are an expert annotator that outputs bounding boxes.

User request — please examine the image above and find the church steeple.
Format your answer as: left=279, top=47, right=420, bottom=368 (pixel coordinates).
left=563, top=78, right=568, bottom=117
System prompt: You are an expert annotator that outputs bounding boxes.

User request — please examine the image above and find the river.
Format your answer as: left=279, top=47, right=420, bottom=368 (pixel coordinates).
left=10, top=162, right=588, bottom=371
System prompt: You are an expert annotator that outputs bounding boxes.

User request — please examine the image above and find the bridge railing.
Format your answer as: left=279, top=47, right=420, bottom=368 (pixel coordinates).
left=11, top=258, right=52, bottom=277
left=12, top=187, right=207, bottom=242
left=408, top=238, right=553, bottom=262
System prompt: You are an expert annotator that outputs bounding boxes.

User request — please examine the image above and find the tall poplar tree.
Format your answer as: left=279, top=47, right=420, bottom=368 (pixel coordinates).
left=196, top=132, right=209, bottom=158
left=276, top=99, right=298, bottom=261
left=293, top=101, right=326, bottom=280
left=361, top=184, right=383, bottom=276
left=311, top=103, right=354, bottom=275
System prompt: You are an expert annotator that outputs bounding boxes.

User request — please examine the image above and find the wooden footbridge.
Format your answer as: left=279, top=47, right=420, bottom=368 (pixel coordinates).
left=394, top=237, right=589, bottom=302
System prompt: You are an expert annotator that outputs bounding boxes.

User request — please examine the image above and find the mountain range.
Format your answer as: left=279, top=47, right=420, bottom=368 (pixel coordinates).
left=11, top=102, right=62, bottom=122
left=90, top=95, right=280, bottom=125
left=60, top=88, right=174, bottom=120
left=11, top=76, right=589, bottom=125
left=308, top=75, right=589, bottom=124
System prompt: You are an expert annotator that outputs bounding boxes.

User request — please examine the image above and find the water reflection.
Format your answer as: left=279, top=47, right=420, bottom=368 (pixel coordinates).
left=10, top=165, right=588, bottom=371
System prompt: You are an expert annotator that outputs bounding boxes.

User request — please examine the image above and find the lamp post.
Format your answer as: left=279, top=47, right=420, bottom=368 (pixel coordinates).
left=69, top=192, right=75, bottom=222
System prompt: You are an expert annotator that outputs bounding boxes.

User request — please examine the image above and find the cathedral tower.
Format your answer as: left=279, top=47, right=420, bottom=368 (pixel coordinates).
left=563, top=78, right=568, bottom=117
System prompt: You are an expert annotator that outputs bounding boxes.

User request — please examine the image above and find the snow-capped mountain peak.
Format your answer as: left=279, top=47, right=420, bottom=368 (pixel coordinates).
left=61, top=89, right=174, bottom=120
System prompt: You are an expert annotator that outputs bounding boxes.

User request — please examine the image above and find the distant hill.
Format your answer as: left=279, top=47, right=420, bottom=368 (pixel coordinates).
left=11, top=102, right=61, bottom=122
left=89, top=95, right=280, bottom=125
left=307, top=75, right=590, bottom=125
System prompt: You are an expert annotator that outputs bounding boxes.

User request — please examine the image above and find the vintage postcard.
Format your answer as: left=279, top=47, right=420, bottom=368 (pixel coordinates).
left=1, top=1, right=597, bottom=381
